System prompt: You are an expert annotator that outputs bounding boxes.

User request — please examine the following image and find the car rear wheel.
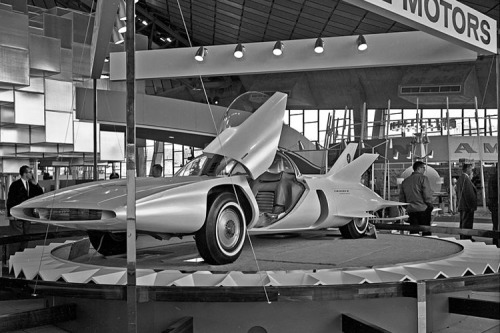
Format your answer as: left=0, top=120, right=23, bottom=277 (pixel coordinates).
left=339, top=217, right=369, bottom=239
left=195, top=193, right=246, bottom=265
left=88, top=230, right=127, bottom=256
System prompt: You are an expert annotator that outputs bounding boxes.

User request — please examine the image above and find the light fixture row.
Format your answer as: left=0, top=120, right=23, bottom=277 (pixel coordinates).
left=194, top=35, right=367, bottom=62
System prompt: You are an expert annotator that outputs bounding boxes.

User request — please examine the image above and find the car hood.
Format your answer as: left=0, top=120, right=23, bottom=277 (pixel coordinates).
left=18, top=176, right=208, bottom=210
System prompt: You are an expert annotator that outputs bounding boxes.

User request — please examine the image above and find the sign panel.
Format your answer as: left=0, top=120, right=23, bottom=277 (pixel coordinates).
left=344, top=0, right=497, bottom=55
left=448, top=136, right=498, bottom=162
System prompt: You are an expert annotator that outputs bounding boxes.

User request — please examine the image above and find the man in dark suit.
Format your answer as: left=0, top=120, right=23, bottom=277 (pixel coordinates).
left=456, top=163, right=477, bottom=240
left=6, top=165, right=44, bottom=253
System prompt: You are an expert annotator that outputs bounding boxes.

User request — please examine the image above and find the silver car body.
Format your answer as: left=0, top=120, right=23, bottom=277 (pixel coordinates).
left=11, top=92, right=402, bottom=248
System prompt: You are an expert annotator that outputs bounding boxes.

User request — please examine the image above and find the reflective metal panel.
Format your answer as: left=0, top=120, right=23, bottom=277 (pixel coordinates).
left=0, top=46, right=29, bottom=85
left=51, top=48, right=73, bottom=81
left=100, top=131, right=124, bottom=161
left=73, top=43, right=91, bottom=78
left=0, top=126, right=30, bottom=143
left=0, top=8, right=28, bottom=49
left=0, top=145, right=16, bottom=158
left=30, top=126, right=45, bottom=143
left=74, top=121, right=98, bottom=153
left=0, top=88, right=14, bottom=103
left=45, top=79, right=72, bottom=112
left=16, top=77, right=44, bottom=93
left=67, top=11, right=93, bottom=44
left=45, top=111, right=73, bottom=143
left=14, top=91, right=44, bottom=125
left=2, top=158, right=30, bottom=173
left=17, top=145, right=60, bottom=153
left=43, top=13, right=72, bottom=49
left=0, top=104, right=15, bottom=123
left=29, top=34, right=61, bottom=73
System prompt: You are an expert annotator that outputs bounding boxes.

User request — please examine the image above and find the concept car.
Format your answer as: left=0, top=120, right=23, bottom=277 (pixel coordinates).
left=11, top=92, right=404, bottom=265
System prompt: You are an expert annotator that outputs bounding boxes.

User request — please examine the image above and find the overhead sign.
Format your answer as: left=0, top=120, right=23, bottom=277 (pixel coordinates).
left=344, top=0, right=497, bottom=55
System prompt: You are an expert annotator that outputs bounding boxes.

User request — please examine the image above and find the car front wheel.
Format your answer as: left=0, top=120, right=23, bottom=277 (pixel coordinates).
left=195, top=193, right=247, bottom=265
left=339, top=217, right=369, bottom=239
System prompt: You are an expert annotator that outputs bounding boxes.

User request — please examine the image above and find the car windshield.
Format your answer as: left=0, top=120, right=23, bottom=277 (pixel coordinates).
left=218, top=91, right=270, bottom=133
left=267, top=153, right=295, bottom=174
left=175, top=154, right=248, bottom=177
left=175, top=155, right=208, bottom=177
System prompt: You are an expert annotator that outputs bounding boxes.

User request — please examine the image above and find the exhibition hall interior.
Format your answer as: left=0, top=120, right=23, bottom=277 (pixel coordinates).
left=0, top=0, right=499, bottom=332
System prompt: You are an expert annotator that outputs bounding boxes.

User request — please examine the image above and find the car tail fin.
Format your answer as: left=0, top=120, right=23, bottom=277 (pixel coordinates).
left=329, top=153, right=378, bottom=183
left=326, top=143, right=358, bottom=176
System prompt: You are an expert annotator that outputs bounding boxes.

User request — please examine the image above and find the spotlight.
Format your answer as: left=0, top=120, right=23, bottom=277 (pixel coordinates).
left=118, top=0, right=126, bottom=20
left=112, top=27, right=124, bottom=44
left=115, top=16, right=126, bottom=33
left=393, top=150, right=399, bottom=160
left=272, top=41, right=283, bottom=56
left=406, top=151, right=413, bottom=159
left=194, top=46, right=207, bottom=62
left=357, top=35, right=367, bottom=51
left=141, top=19, right=148, bottom=26
left=361, top=141, right=365, bottom=149
left=234, top=43, right=245, bottom=59
left=427, top=150, right=434, bottom=159
left=314, top=37, right=324, bottom=54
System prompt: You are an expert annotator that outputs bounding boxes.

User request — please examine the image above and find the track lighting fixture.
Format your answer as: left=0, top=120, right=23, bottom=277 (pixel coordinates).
left=406, top=151, right=413, bottom=159
left=115, top=16, right=126, bottom=33
left=118, top=0, right=126, bottom=20
left=112, top=27, right=124, bottom=44
left=357, top=35, right=367, bottom=51
left=272, top=41, right=284, bottom=56
left=194, top=46, right=207, bottom=62
left=233, top=43, right=245, bottom=59
left=314, top=37, right=324, bottom=54
left=393, top=150, right=399, bottom=160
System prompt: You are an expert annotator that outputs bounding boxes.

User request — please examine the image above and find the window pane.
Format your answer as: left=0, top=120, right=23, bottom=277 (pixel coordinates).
left=319, top=110, right=333, bottom=130
left=304, top=110, right=317, bottom=122
left=304, top=122, right=318, bottom=142
left=289, top=114, right=303, bottom=134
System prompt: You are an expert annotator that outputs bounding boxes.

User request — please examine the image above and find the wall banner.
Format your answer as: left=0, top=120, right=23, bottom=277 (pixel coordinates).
left=448, top=136, right=498, bottom=162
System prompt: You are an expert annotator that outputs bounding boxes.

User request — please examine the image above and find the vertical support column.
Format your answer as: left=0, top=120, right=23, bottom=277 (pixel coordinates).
left=417, top=281, right=427, bottom=333
left=54, top=167, right=60, bottom=190
left=93, top=78, right=98, bottom=181
left=496, top=54, right=500, bottom=245
left=125, top=0, right=137, bottom=332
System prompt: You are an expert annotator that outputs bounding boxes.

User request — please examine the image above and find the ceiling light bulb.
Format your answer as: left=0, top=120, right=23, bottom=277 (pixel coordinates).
left=112, top=27, right=124, bottom=44
left=273, top=41, right=283, bottom=56
left=234, top=43, right=245, bottom=59
left=314, top=37, right=324, bottom=54
left=115, top=16, right=126, bottom=33
left=194, top=46, right=207, bottom=62
left=357, top=35, right=367, bottom=51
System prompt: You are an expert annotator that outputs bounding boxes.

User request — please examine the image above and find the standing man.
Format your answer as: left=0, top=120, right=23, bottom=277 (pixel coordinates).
left=151, top=164, right=163, bottom=178
left=456, top=163, right=477, bottom=240
left=487, top=164, right=498, bottom=247
left=399, top=161, right=434, bottom=236
left=6, top=165, right=44, bottom=253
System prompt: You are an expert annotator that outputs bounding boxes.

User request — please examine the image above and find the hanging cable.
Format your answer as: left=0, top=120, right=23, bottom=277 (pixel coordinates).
left=175, top=0, right=271, bottom=303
